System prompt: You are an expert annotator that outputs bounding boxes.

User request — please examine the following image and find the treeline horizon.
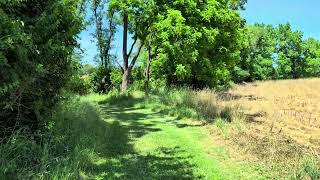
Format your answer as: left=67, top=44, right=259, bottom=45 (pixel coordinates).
left=233, top=22, right=320, bottom=83
left=83, top=22, right=320, bottom=83
left=76, top=0, right=320, bottom=94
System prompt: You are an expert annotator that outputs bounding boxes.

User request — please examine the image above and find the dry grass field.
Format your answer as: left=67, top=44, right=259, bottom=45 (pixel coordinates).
left=219, top=78, right=320, bottom=154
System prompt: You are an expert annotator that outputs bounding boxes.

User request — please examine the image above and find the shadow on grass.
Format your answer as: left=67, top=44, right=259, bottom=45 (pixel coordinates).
left=82, top=146, right=201, bottom=179
left=79, top=95, right=202, bottom=179
left=218, top=92, right=265, bottom=101
left=98, top=94, right=145, bottom=108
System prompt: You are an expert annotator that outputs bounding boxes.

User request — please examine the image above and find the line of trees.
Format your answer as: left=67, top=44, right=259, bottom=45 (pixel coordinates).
left=84, top=0, right=248, bottom=91
left=83, top=0, right=320, bottom=93
left=233, top=23, right=320, bottom=83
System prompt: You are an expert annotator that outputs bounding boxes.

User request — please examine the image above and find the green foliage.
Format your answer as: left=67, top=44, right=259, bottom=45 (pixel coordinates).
left=276, top=23, right=304, bottom=79
left=109, top=66, right=145, bottom=91
left=91, top=67, right=112, bottom=93
left=0, top=0, right=83, bottom=137
left=303, top=38, right=320, bottom=77
left=291, top=157, right=320, bottom=180
left=150, top=0, right=246, bottom=88
left=234, top=23, right=320, bottom=83
left=110, top=68, right=123, bottom=88
left=0, top=97, right=109, bottom=179
left=66, top=56, right=94, bottom=95
left=235, top=24, right=276, bottom=82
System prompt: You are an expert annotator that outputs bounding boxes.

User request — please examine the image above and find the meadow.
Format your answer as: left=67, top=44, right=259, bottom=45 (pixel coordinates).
left=1, top=79, right=319, bottom=179
left=219, top=78, right=320, bottom=154
left=2, top=1, right=320, bottom=179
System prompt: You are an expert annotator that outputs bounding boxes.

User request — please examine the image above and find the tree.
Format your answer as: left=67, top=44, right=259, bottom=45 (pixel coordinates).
left=303, top=38, right=320, bottom=77
left=109, top=0, right=156, bottom=91
left=233, top=24, right=276, bottom=82
left=81, top=0, right=117, bottom=93
left=150, top=0, right=246, bottom=88
left=0, top=0, right=83, bottom=137
left=276, top=23, right=304, bottom=79
left=91, top=0, right=116, bottom=68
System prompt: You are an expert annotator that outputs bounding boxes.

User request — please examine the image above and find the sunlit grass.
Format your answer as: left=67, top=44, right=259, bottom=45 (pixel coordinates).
left=1, top=81, right=319, bottom=179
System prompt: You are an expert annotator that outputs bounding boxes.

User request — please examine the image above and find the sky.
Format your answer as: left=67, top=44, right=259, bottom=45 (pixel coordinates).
left=241, top=0, right=320, bottom=39
left=79, top=0, right=320, bottom=64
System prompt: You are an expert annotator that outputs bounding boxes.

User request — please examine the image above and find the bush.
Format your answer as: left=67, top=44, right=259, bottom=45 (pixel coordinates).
left=67, top=60, right=93, bottom=95
left=0, top=97, right=109, bottom=179
left=292, top=157, right=320, bottom=180
left=110, top=68, right=122, bottom=89
left=110, top=67, right=146, bottom=91
left=68, top=74, right=93, bottom=95
left=0, top=0, right=82, bottom=138
left=92, top=67, right=112, bottom=93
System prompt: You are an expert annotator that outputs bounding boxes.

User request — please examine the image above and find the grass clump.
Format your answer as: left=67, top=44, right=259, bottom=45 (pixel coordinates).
left=291, top=157, right=320, bottom=180
left=0, top=97, right=109, bottom=179
left=146, top=88, right=240, bottom=124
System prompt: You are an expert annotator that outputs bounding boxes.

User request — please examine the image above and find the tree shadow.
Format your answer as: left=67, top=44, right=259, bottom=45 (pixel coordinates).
left=98, top=94, right=145, bottom=108
left=78, top=96, right=202, bottom=179
left=245, top=112, right=267, bottom=124
left=218, top=92, right=265, bottom=101
left=82, top=146, right=202, bottom=179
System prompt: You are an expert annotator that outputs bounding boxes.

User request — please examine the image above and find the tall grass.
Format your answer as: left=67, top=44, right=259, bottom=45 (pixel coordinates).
left=145, top=87, right=319, bottom=179
left=1, top=85, right=319, bottom=179
left=291, top=157, right=320, bottom=180
left=146, top=87, right=242, bottom=124
left=0, top=96, right=108, bottom=179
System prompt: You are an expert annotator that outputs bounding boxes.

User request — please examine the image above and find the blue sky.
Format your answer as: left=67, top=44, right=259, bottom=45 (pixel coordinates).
left=241, top=0, right=320, bottom=39
left=79, top=0, right=320, bottom=64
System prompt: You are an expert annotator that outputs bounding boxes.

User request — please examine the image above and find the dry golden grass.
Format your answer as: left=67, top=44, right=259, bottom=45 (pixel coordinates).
left=189, top=79, right=320, bottom=177
left=219, top=78, right=320, bottom=155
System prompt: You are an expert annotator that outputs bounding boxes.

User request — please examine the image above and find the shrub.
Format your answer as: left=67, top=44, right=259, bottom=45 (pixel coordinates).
left=68, top=74, right=93, bottom=95
left=67, top=59, right=94, bottom=95
left=292, top=157, right=320, bottom=180
left=0, top=0, right=82, bottom=138
left=0, top=97, right=108, bottom=179
left=110, top=68, right=122, bottom=89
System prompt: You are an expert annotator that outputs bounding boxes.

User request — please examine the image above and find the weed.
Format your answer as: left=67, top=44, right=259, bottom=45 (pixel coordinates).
left=291, top=157, right=320, bottom=180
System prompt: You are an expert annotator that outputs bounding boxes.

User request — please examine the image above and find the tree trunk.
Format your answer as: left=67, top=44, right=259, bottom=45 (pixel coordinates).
left=121, top=13, right=129, bottom=92
left=121, top=13, right=144, bottom=92
left=121, top=68, right=129, bottom=91
left=144, top=47, right=151, bottom=94
left=93, top=1, right=104, bottom=66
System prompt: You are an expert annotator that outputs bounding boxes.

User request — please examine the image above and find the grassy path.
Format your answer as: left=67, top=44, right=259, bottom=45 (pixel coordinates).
left=81, top=96, right=272, bottom=179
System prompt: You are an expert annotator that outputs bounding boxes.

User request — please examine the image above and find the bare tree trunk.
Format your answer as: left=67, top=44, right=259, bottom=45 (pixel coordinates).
left=121, top=68, right=130, bottom=91
left=144, top=46, right=151, bottom=94
left=105, top=12, right=115, bottom=68
left=121, top=13, right=129, bottom=92
left=121, top=13, right=145, bottom=92
left=93, top=1, right=104, bottom=66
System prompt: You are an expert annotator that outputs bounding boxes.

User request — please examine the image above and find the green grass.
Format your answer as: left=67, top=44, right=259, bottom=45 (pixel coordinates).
left=74, top=92, right=273, bottom=179
left=1, top=90, right=318, bottom=179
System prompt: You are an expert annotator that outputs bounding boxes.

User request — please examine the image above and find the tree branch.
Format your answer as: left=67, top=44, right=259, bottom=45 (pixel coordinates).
left=115, top=60, right=124, bottom=73
left=129, top=40, right=145, bottom=70
left=128, top=37, right=138, bottom=58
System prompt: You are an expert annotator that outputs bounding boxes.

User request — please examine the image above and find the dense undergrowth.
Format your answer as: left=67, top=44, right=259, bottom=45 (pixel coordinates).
left=1, top=88, right=319, bottom=179
left=0, top=96, right=108, bottom=179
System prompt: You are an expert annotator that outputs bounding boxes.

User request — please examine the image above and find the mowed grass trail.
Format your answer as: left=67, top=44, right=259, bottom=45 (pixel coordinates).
left=79, top=94, right=272, bottom=179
